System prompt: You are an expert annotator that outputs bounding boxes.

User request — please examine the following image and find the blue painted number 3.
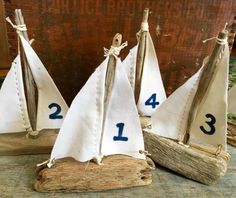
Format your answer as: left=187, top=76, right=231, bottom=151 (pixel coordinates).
left=113, top=123, right=128, bottom=141
left=200, top=113, right=216, bottom=135
left=48, top=103, right=63, bottom=120
left=145, top=93, right=159, bottom=109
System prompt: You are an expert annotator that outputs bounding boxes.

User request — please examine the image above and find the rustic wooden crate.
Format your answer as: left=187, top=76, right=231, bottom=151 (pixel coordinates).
left=3, top=0, right=236, bottom=104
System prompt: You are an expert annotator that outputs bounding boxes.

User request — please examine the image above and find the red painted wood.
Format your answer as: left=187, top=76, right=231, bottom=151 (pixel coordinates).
left=4, top=0, right=236, bottom=103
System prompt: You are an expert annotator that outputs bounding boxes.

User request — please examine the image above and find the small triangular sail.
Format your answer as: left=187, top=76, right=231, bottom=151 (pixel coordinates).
left=123, top=33, right=166, bottom=116
left=147, top=40, right=229, bottom=150
left=19, top=35, right=68, bottom=131
left=0, top=55, right=31, bottom=133
left=50, top=57, right=145, bottom=162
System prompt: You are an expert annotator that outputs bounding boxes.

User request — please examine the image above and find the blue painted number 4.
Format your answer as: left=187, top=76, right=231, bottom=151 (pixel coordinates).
left=113, top=123, right=128, bottom=141
left=48, top=103, right=63, bottom=119
left=145, top=93, right=159, bottom=109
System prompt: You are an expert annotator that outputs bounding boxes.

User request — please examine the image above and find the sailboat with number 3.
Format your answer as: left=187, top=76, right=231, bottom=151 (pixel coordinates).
left=144, top=26, right=230, bottom=184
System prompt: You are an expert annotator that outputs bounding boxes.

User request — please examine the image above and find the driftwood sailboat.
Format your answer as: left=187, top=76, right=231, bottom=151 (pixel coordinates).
left=228, top=85, right=236, bottom=146
left=123, top=8, right=166, bottom=118
left=0, top=10, right=68, bottom=155
left=144, top=26, right=230, bottom=184
left=35, top=34, right=154, bottom=192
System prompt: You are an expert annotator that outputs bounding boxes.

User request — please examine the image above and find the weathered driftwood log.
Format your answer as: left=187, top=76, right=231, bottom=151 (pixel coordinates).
left=227, top=122, right=236, bottom=147
left=34, top=155, right=154, bottom=192
left=143, top=132, right=230, bottom=185
left=0, top=129, right=58, bottom=155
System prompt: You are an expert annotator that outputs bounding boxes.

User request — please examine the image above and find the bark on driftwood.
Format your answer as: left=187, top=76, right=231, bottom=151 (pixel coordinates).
left=143, top=132, right=230, bottom=185
left=34, top=155, right=154, bottom=192
left=227, top=123, right=236, bottom=147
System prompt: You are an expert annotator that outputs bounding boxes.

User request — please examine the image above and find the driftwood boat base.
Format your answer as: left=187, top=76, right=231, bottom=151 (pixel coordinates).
left=227, top=122, right=236, bottom=147
left=0, top=129, right=58, bottom=155
left=34, top=155, right=154, bottom=193
left=143, top=132, right=230, bottom=185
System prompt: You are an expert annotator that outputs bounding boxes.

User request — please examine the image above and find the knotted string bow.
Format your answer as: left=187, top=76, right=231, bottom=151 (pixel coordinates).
left=6, top=17, right=27, bottom=32
left=104, top=41, right=128, bottom=58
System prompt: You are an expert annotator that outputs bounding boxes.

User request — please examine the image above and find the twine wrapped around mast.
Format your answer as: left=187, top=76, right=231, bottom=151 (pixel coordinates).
left=6, top=17, right=28, bottom=54
left=104, top=41, right=128, bottom=58
left=136, top=22, right=149, bottom=40
left=202, top=36, right=228, bottom=45
left=203, top=22, right=228, bottom=45
left=6, top=17, right=27, bottom=32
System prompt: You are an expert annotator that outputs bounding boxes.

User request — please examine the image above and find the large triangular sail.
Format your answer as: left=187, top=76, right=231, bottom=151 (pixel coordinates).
left=146, top=31, right=229, bottom=150
left=50, top=57, right=145, bottom=163
left=0, top=55, right=31, bottom=133
left=19, top=35, right=68, bottom=131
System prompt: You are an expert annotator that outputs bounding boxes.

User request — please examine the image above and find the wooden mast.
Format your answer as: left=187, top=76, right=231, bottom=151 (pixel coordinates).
left=33, top=34, right=153, bottom=192
left=183, top=28, right=228, bottom=144
left=134, top=8, right=149, bottom=104
left=99, top=33, right=122, bottom=158
left=15, top=9, right=37, bottom=131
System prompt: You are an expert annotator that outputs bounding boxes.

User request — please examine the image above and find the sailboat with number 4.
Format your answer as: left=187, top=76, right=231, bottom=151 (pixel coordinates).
left=123, top=8, right=166, bottom=117
left=144, top=25, right=230, bottom=185
left=0, top=11, right=68, bottom=155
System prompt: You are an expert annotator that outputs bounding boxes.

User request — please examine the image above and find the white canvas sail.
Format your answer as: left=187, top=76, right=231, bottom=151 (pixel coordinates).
left=19, top=35, right=68, bottom=131
left=146, top=41, right=229, bottom=150
left=123, top=32, right=166, bottom=116
left=228, top=85, right=236, bottom=115
left=147, top=67, right=202, bottom=140
left=0, top=55, right=31, bottom=133
left=190, top=44, right=229, bottom=149
left=50, top=57, right=145, bottom=163
left=123, top=45, right=138, bottom=90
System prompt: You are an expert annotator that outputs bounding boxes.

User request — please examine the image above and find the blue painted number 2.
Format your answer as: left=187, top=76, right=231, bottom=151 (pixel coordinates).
left=113, top=123, right=128, bottom=141
left=48, top=103, right=63, bottom=120
left=200, top=113, right=216, bottom=135
left=145, top=93, right=159, bottom=109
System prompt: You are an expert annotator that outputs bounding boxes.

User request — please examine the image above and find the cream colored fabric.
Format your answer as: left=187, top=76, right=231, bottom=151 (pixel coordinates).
left=146, top=43, right=229, bottom=150
left=19, top=35, right=68, bottom=131
left=0, top=55, right=31, bottom=133
left=123, top=33, right=166, bottom=116
left=50, top=57, right=145, bottom=163
left=190, top=44, right=229, bottom=149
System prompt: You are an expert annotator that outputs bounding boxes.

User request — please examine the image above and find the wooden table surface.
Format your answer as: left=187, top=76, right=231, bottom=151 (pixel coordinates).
left=0, top=145, right=235, bottom=198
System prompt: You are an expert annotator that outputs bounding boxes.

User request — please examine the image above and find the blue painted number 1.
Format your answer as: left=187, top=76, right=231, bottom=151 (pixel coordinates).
left=48, top=103, right=63, bottom=119
left=145, top=93, right=159, bottom=109
left=113, top=123, right=128, bottom=141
